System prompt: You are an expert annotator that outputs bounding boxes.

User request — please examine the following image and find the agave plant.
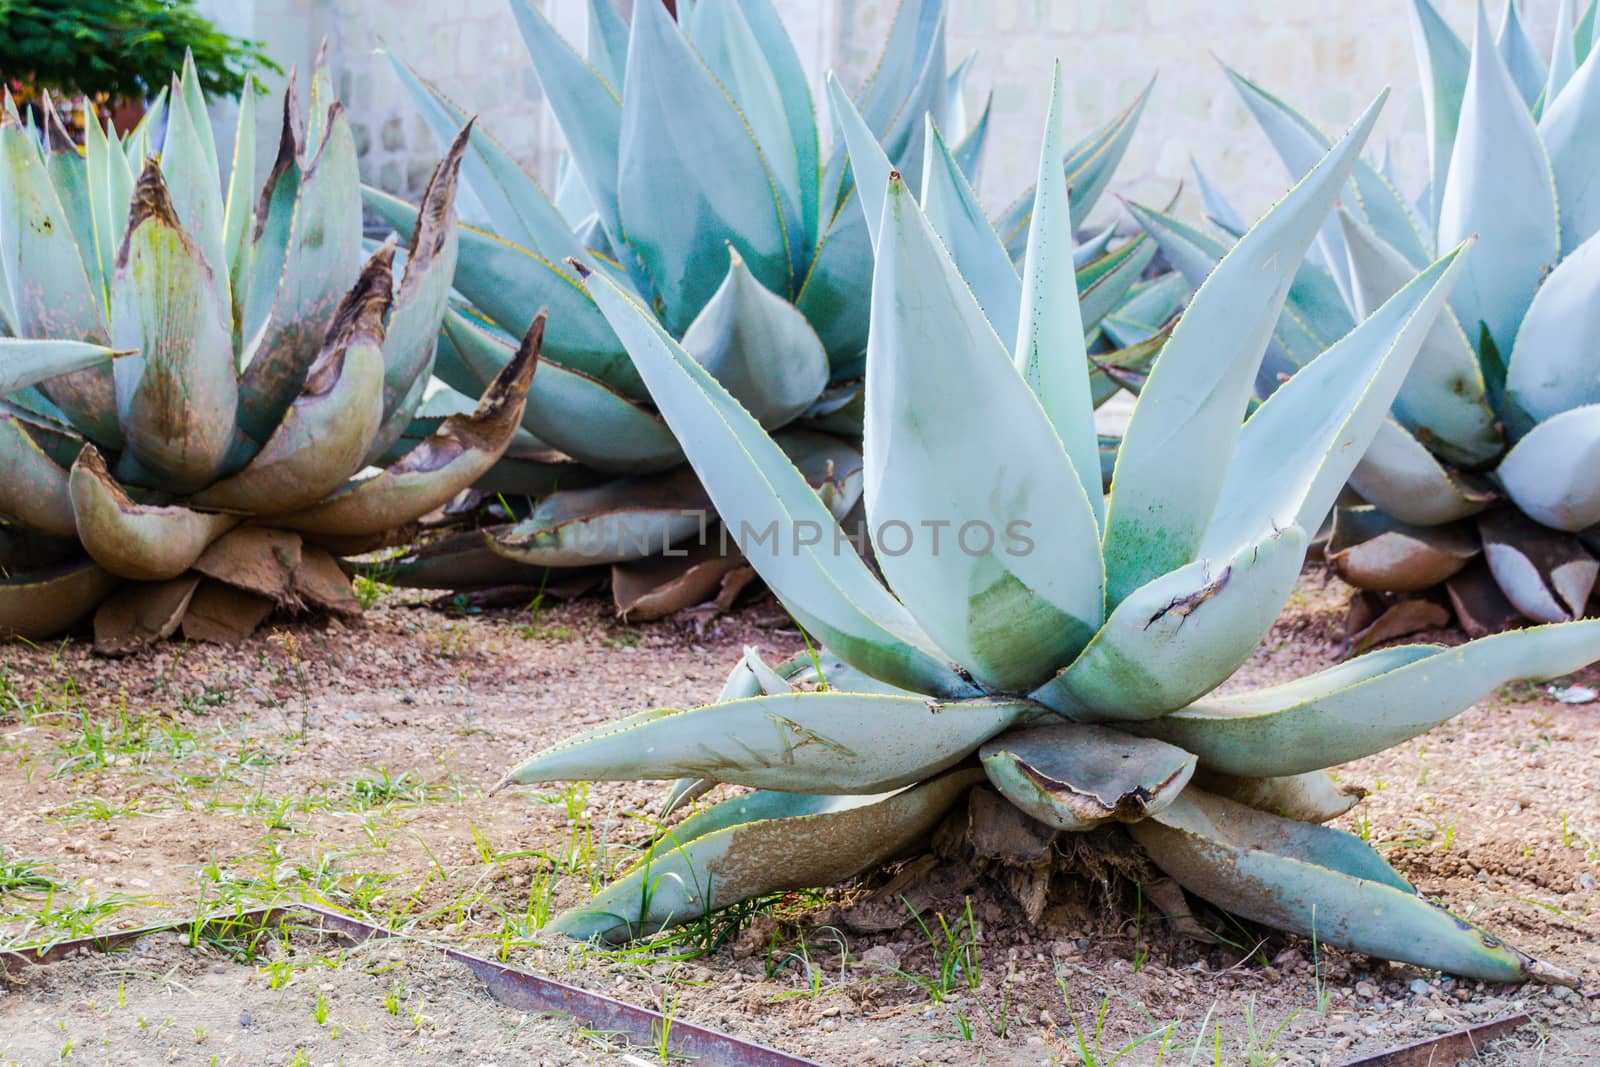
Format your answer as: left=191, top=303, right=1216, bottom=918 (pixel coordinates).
left=366, top=0, right=1161, bottom=618
left=1141, top=0, right=1600, bottom=638
left=0, top=57, right=537, bottom=651
left=491, top=73, right=1600, bottom=983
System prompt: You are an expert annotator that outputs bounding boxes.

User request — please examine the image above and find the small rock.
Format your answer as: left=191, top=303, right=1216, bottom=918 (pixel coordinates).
left=1355, top=981, right=1379, bottom=999
left=860, top=945, right=900, bottom=970
left=238, top=1011, right=251, bottom=1029
left=1580, top=872, right=1597, bottom=891
left=1409, top=978, right=1431, bottom=997
left=1424, top=1010, right=1446, bottom=1024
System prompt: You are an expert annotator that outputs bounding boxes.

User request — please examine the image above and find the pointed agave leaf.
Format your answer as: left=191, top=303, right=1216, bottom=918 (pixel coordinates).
left=1326, top=506, right=1479, bottom=592
left=365, top=130, right=467, bottom=466
left=365, top=187, right=637, bottom=394
left=39, top=97, right=104, bottom=308
left=505, top=689, right=1020, bottom=794
left=1497, top=0, right=1548, bottom=109
left=1349, top=418, right=1495, bottom=525
left=579, top=266, right=972, bottom=698
left=194, top=252, right=389, bottom=514
left=0, top=107, right=119, bottom=446
left=82, top=111, right=118, bottom=315
left=0, top=560, right=119, bottom=639
left=1438, top=4, right=1558, bottom=356
left=1191, top=157, right=1248, bottom=234
left=737, top=0, right=821, bottom=252
left=439, top=308, right=680, bottom=474
left=222, top=75, right=259, bottom=327
left=1480, top=509, right=1598, bottom=622
left=1198, top=246, right=1469, bottom=564
left=919, top=118, right=1020, bottom=348
left=1337, top=210, right=1499, bottom=466
left=236, top=102, right=364, bottom=444
left=825, top=75, right=893, bottom=256
left=508, top=0, right=623, bottom=243
left=619, top=0, right=790, bottom=330
left=1496, top=404, right=1600, bottom=532
left=1541, top=44, right=1600, bottom=254
left=1581, top=0, right=1600, bottom=64
left=384, top=54, right=587, bottom=266
left=866, top=177, right=1104, bottom=691
left=0, top=340, right=124, bottom=397
left=0, top=407, right=79, bottom=538
left=1033, top=525, right=1308, bottom=722
left=585, top=0, right=630, bottom=90
left=1101, top=94, right=1382, bottom=607
left=160, top=68, right=226, bottom=286
left=546, top=768, right=984, bottom=943
left=111, top=165, right=238, bottom=493
left=980, top=725, right=1196, bottom=831
left=69, top=446, right=238, bottom=581
left=492, top=466, right=709, bottom=566
left=1100, top=277, right=1184, bottom=350
left=1134, top=619, right=1600, bottom=776
left=1549, top=0, right=1580, bottom=105
left=679, top=249, right=829, bottom=428
left=1013, top=67, right=1099, bottom=523
left=1506, top=231, right=1600, bottom=424
left=1131, top=790, right=1574, bottom=984
left=277, top=317, right=539, bottom=538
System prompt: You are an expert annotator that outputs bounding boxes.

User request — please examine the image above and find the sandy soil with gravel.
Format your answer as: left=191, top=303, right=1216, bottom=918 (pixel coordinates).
left=2, top=566, right=1599, bottom=1066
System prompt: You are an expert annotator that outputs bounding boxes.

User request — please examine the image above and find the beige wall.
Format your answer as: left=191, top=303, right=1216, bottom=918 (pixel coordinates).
left=204, top=0, right=1559, bottom=232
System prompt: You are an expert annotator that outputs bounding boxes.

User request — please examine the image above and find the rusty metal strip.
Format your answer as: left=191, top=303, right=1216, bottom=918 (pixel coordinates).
left=2, top=904, right=828, bottom=1067
left=1336, top=1011, right=1534, bottom=1067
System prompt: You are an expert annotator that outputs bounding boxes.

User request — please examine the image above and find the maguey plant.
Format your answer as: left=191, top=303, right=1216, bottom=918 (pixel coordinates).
left=1142, top=0, right=1600, bottom=639
left=0, top=56, right=537, bottom=651
left=368, top=0, right=1165, bottom=619
left=493, top=72, right=1600, bottom=984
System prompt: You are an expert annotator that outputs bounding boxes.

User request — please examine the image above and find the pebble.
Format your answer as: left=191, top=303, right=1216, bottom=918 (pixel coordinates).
left=1424, top=1010, right=1447, bottom=1024
left=860, top=945, right=899, bottom=970
left=238, top=1011, right=251, bottom=1028
left=1355, top=981, right=1378, bottom=999
left=1409, top=978, right=1431, bottom=997
left=1580, top=872, right=1597, bottom=891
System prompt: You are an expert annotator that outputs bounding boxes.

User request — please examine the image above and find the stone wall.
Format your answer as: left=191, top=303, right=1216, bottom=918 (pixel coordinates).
left=202, top=0, right=1559, bottom=231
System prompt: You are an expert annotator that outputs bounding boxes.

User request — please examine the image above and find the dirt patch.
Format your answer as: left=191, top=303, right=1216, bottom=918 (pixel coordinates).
left=2, top=567, right=1600, bottom=1065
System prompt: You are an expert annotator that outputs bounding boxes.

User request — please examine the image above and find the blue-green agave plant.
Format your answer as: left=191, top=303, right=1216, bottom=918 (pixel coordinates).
left=494, top=72, right=1600, bottom=984
left=367, top=0, right=1162, bottom=618
left=0, top=57, right=537, bottom=650
left=1144, top=0, right=1600, bottom=636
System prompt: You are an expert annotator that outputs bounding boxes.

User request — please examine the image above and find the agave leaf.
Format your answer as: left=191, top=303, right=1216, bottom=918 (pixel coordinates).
left=370, top=527, right=547, bottom=590
left=68, top=446, right=238, bottom=581
left=620, top=0, right=791, bottom=329
left=689, top=0, right=810, bottom=273
left=1191, top=157, right=1248, bottom=234
left=1033, top=525, right=1307, bottom=722
left=366, top=131, right=466, bottom=466
left=1010, top=66, right=1097, bottom=523
left=1479, top=509, right=1598, bottom=623
left=238, top=82, right=304, bottom=355
left=384, top=55, right=586, bottom=266
left=82, top=110, right=118, bottom=316
left=920, top=119, right=1020, bottom=346
left=1100, top=276, right=1185, bottom=349
left=0, top=560, right=119, bottom=638
left=866, top=2, right=948, bottom=195
left=505, top=684, right=1018, bottom=794
left=953, top=92, right=992, bottom=185
left=1438, top=4, right=1559, bottom=356
left=980, top=725, right=1196, bottom=831
left=1348, top=418, right=1495, bottom=526
left=794, top=197, right=874, bottom=372
left=1505, top=231, right=1600, bottom=424
left=580, top=265, right=972, bottom=698
left=193, top=252, right=388, bottom=514
left=994, top=80, right=1153, bottom=258
left=111, top=165, right=238, bottom=492
left=867, top=175, right=1104, bottom=691
left=1496, top=404, right=1600, bottom=531
left=160, top=63, right=226, bottom=287
left=1550, top=0, right=1580, bottom=106
left=38, top=97, right=104, bottom=310
left=1075, top=238, right=1156, bottom=336
left=0, top=406, right=78, bottom=538
left=547, top=767, right=983, bottom=944
left=1189, top=768, right=1363, bottom=824
left=582, top=0, right=629, bottom=90
left=825, top=75, right=893, bottom=257
left=236, top=100, right=364, bottom=445
left=1408, top=0, right=1470, bottom=229
left=92, top=575, right=202, bottom=655
left=853, top=0, right=944, bottom=139
left=1102, top=95, right=1382, bottom=607
left=1447, top=557, right=1526, bottom=636
left=278, top=317, right=539, bottom=538
left=1133, top=618, right=1600, bottom=777
left=1199, top=246, right=1469, bottom=564
left=222, top=76, right=259, bottom=327
left=0, top=106, right=118, bottom=446
left=1327, top=506, right=1479, bottom=592
left=1337, top=210, right=1498, bottom=466
left=493, top=466, right=709, bottom=567
left=1580, top=0, right=1599, bottom=64
left=508, top=0, right=623, bottom=243
left=1541, top=47, right=1600, bottom=254
left=613, top=537, right=750, bottom=621
left=679, top=249, right=829, bottom=429
left=1088, top=331, right=1168, bottom=408
left=1130, top=789, right=1573, bottom=984
left=1497, top=0, right=1548, bottom=109
left=439, top=307, right=679, bottom=474
left=0, top=340, right=124, bottom=397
